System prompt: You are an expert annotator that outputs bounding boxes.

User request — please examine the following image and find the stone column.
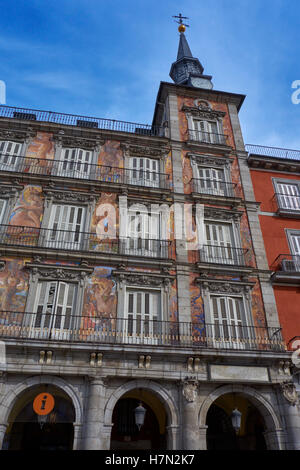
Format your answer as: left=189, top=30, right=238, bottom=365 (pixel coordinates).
left=72, top=422, right=82, bottom=450
left=84, top=377, right=106, bottom=450
left=100, top=424, right=113, bottom=450
left=280, top=381, right=300, bottom=450
left=198, top=425, right=208, bottom=450
left=0, top=423, right=8, bottom=450
left=166, top=425, right=180, bottom=450
left=181, top=381, right=200, bottom=450
left=263, top=429, right=285, bottom=450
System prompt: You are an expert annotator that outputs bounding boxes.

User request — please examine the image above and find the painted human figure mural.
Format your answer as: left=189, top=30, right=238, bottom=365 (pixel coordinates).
left=9, top=186, right=44, bottom=228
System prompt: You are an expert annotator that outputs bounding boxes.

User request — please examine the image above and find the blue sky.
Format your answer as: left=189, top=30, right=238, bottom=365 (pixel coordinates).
left=0, top=0, right=300, bottom=148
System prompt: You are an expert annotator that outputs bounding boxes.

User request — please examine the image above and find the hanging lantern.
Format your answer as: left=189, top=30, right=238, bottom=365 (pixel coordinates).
left=231, top=408, right=242, bottom=433
left=134, top=402, right=146, bottom=431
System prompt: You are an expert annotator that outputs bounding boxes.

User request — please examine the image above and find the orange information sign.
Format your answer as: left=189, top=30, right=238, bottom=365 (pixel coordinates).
left=33, top=393, right=55, bottom=416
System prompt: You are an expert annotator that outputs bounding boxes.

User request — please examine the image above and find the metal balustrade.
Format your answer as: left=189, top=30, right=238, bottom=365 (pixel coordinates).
left=191, top=178, right=236, bottom=197
left=0, top=153, right=171, bottom=189
left=188, top=129, right=228, bottom=145
left=272, top=254, right=300, bottom=273
left=0, top=312, right=285, bottom=351
left=274, top=192, right=300, bottom=212
left=199, top=244, right=247, bottom=266
left=0, top=225, right=171, bottom=258
left=246, top=144, right=300, bottom=161
left=0, top=105, right=165, bottom=136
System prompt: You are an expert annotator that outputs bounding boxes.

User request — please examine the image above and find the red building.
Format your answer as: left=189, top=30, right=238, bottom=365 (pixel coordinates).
left=248, top=144, right=300, bottom=350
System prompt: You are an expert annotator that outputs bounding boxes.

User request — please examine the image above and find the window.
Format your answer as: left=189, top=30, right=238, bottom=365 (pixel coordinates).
left=0, top=199, right=7, bottom=224
left=129, top=157, right=160, bottom=188
left=196, top=166, right=226, bottom=196
left=275, top=181, right=300, bottom=211
left=202, top=222, right=235, bottom=264
left=31, top=281, right=77, bottom=340
left=124, top=288, right=161, bottom=344
left=210, top=295, right=248, bottom=349
left=45, top=204, right=86, bottom=250
left=285, top=231, right=300, bottom=271
left=56, top=147, right=93, bottom=179
left=191, top=119, right=221, bottom=144
left=0, top=140, right=22, bottom=171
left=124, top=209, right=163, bottom=257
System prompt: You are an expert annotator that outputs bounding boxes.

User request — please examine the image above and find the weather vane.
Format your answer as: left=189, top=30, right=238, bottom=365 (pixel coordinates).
left=172, top=13, right=190, bottom=33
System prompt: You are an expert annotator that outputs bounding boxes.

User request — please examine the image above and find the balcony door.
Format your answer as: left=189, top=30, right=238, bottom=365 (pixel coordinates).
left=277, top=182, right=300, bottom=211
left=123, top=289, right=161, bottom=344
left=204, top=222, right=235, bottom=264
left=210, top=296, right=247, bottom=350
left=125, top=211, right=161, bottom=257
left=0, top=140, right=22, bottom=171
left=45, top=204, right=86, bottom=251
left=30, top=281, right=77, bottom=340
left=56, top=148, right=93, bottom=179
left=129, top=157, right=159, bottom=188
left=196, top=167, right=225, bottom=196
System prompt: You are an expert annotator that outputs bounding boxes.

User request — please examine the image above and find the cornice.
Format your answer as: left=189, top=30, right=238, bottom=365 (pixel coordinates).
left=182, top=104, right=226, bottom=120
left=52, top=130, right=104, bottom=150
left=0, top=125, right=36, bottom=142
left=121, top=142, right=170, bottom=159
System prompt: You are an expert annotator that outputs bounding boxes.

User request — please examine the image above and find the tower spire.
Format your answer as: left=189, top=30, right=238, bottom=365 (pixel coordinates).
left=169, top=14, right=213, bottom=89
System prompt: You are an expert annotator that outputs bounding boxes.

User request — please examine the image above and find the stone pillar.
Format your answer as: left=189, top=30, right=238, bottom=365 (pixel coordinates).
left=263, top=429, right=285, bottom=450
left=280, top=381, right=300, bottom=450
left=0, top=423, right=8, bottom=450
left=166, top=425, right=180, bottom=450
left=100, top=424, right=113, bottom=450
left=84, top=377, right=106, bottom=450
left=181, top=381, right=200, bottom=450
left=198, top=425, right=208, bottom=450
left=72, top=422, right=82, bottom=450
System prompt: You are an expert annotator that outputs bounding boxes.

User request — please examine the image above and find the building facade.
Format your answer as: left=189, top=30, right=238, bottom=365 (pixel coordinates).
left=0, top=29, right=297, bottom=450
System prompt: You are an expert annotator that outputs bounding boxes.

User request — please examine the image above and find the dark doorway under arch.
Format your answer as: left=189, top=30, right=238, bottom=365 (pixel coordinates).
left=4, top=386, right=75, bottom=450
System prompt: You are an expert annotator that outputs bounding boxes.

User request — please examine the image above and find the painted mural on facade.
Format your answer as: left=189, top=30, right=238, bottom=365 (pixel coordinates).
left=9, top=185, right=44, bottom=228
left=96, top=140, right=123, bottom=184
left=82, top=266, right=117, bottom=332
left=90, top=192, right=119, bottom=252
left=26, top=132, right=54, bottom=161
left=0, top=259, right=28, bottom=315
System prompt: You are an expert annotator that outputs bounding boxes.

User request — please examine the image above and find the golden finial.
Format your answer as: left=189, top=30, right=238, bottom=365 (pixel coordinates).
left=172, top=13, right=189, bottom=33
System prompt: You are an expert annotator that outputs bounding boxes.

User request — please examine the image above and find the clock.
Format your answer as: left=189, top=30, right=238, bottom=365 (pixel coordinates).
left=190, top=76, right=213, bottom=90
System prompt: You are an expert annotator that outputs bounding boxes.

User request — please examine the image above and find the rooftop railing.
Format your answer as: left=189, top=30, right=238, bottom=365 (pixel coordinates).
left=246, top=144, right=300, bottom=161
left=0, top=153, right=171, bottom=189
left=188, top=129, right=228, bottom=146
left=0, top=225, right=171, bottom=258
left=0, top=311, right=285, bottom=351
left=0, top=105, right=165, bottom=136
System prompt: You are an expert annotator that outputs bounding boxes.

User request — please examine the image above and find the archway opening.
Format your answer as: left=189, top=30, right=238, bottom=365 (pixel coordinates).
left=206, top=393, right=267, bottom=450
left=110, top=389, right=167, bottom=450
left=3, top=384, right=75, bottom=450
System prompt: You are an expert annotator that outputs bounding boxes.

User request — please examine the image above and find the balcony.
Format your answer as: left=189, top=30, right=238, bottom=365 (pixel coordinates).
left=191, top=178, right=237, bottom=198
left=0, top=225, right=171, bottom=260
left=187, top=129, right=228, bottom=146
left=0, top=154, right=171, bottom=190
left=0, top=312, right=285, bottom=352
left=271, top=254, right=300, bottom=284
left=0, top=105, right=165, bottom=136
left=199, top=244, right=247, bottom=266
left=246, top=144, right=300, bottom=172
left=274, top=192, right=300, bottom=218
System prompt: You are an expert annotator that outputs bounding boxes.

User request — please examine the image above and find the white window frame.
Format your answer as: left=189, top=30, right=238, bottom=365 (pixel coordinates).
left=285, top=229, right=300, bottom=271
left=56, top=147, right=95, bottom=180
left=0, top=140, right=23, bottom=171
left=273, top=178, right=300, bottom=212
left=45, top=203, right=86, bottom=251
left=202, top=220, right=239, bottom=265
left=128, top=156, right=160, bottom=188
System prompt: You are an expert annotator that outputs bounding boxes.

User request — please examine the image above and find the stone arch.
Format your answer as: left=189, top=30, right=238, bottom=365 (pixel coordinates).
left=104, top=379, right=178, bottom=427
left=0, top=375, right=83, bottom=426
left=199, top=384, right=284, bottom=450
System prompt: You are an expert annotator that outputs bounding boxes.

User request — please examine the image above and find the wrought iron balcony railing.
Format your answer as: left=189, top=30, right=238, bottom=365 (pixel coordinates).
left=0, top=225, right=171, bottom=258
left=246, top=144, right=300, bottom=161
left=274, top=192, right=300, bottom=213
left=272, top=254, right=300, bottom=273
left=0, top=154, right=171, bottom=189
left=188, top=129, right=228, bottom=145
left=199, top=244, right=247, bottom=266
left=0, top=311, right=285, bottom=351
left=0, top=105, right=165, bottom=136
left=191, top=178, right=236, bottom=198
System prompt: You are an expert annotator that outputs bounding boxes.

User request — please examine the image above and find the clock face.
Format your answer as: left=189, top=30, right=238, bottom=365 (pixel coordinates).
left=191, top=77, right=213, bottom=89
